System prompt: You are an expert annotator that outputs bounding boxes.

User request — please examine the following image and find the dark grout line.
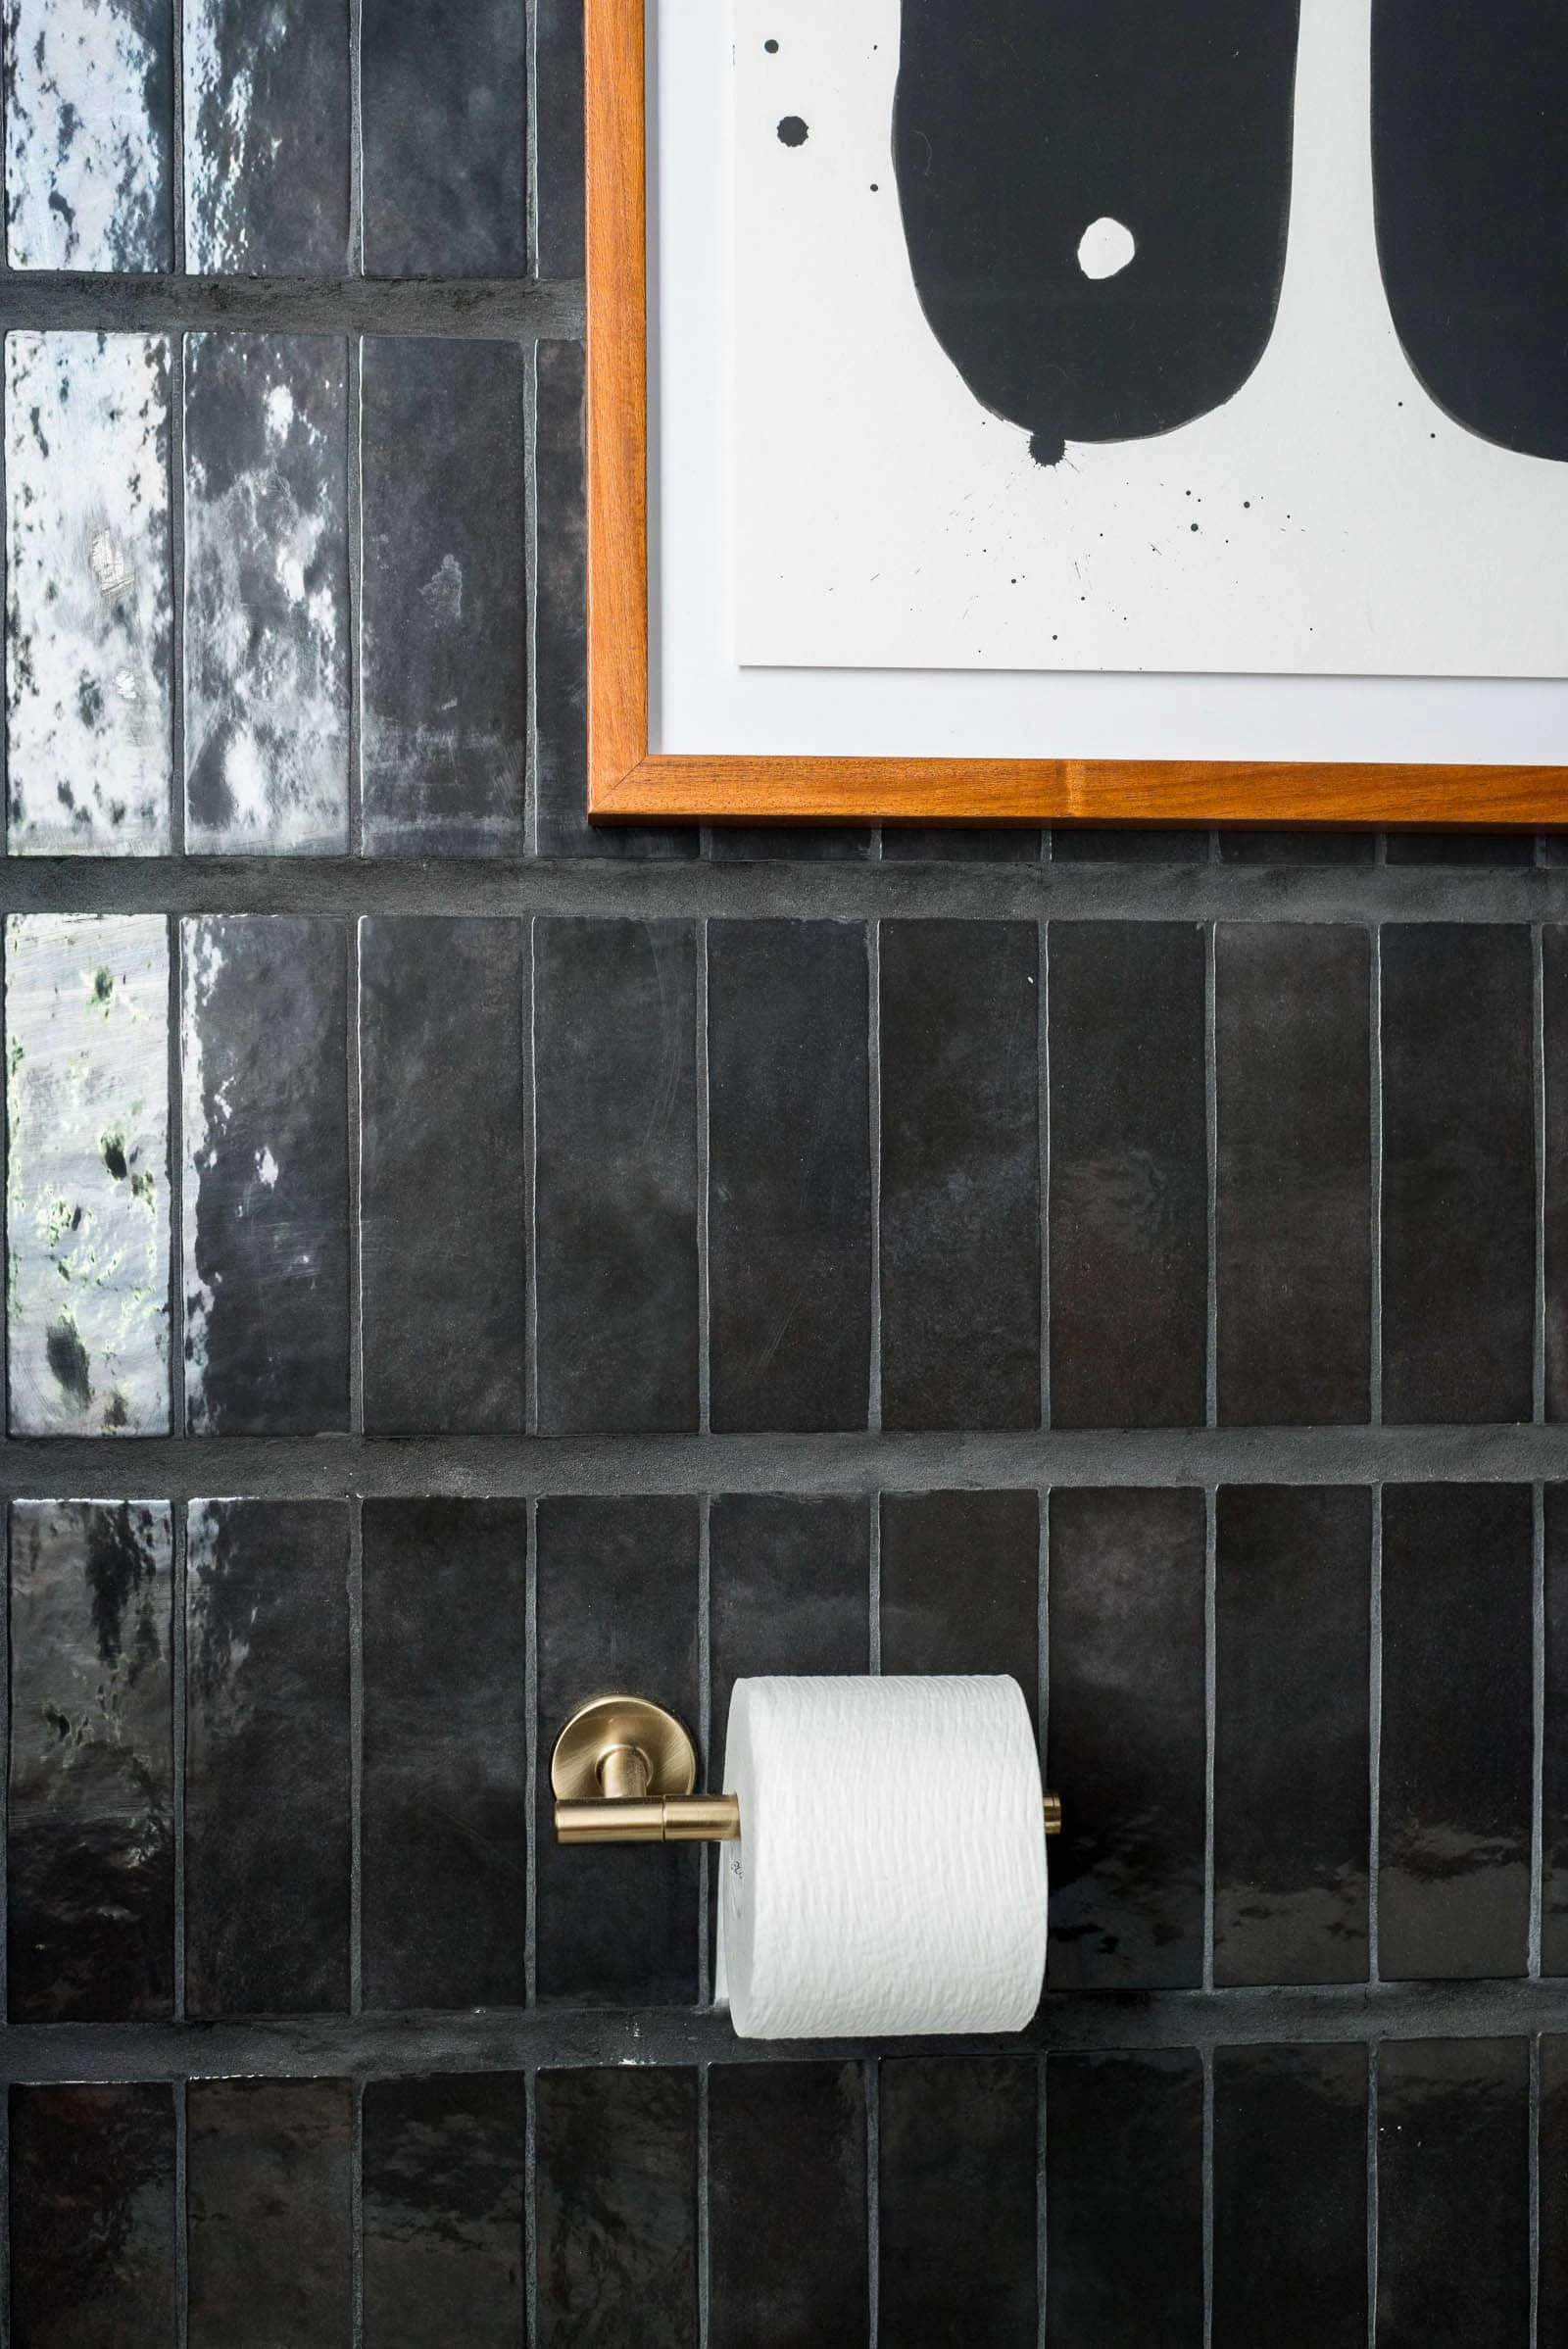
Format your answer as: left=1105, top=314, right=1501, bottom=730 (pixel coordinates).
left=351, top=2080, right=366, bottom=2349
left=1202, top=1489, right=1217, bottom=1997
left=525, top=1496, right=539, bottom=2008
left=867, top=920, right=882, bottom=1434
left=174, top=2077, right=189, bottom=2349
left=868, top=1494, right=881, bottom=1675
left=1533, top=1486, right=1546, bottom=1982
left=523, top=2069, right=540, bottom=2349
left=172, top=1501, right=188, bottom=2021
left=1531, top=2034, right=1543, bottom=2349
left=523, top=338, right=540, bottom=857
left=697, top=2061, right=710, bottom=2349
left=1365, top=2044, right=1379, bottom=2349
left=0, top=274, right=584, bottom=338
left=1035, top=2052, right=1048, bottom=2349
left=1201, top=2045, right=1214, bottom=2349
left=1368, top=1490, right=1384, bottom=1987
left=865, top=2058, right=881, bottom=2349
left=524, top=916, right=540, bottom=1435
left=348, top=1498, right=366, bottom=2018
left=347, top=920, right=365, bottom=1434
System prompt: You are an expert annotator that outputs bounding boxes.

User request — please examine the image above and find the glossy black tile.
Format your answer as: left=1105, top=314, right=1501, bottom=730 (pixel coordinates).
left=1379, top=1485, right=1532, bottom=1981
left=187, top=2078, right=354, bottom=2349
left=879, top=919, right=1041, bottom=1430
left=1212, top=2044, right=1367, bottom=2349
left=1214, top=1487, right=1371, bottom=1985
left=181, top=915, right=350, bottom=1434
left=536, top=0, right=585, bottom=279
left=362, top=0, right=525, bottom=276
left=1049, top=922, right=1207, bottom=1427
left=1215, top=924, right=1371, bottom=1424
left=534, top=920, right=700, bottom=1432
left=182, top=0, right=350, bottom=273
left=5, top=0, right=174, bottom=270
left=1543, top=1487, right=1568, bottom=1976
left=9, top=2083, right=176, bottom=2349
left=883, top=826, right=1042, bottom=862
left=1544, top=930, right=1568, bottom=1420
left=359, top=918, right=526, bottom=1434
left=7, top=1500, right=172, bottom=2020
left=184, top=1499, right=351, bottom=2016
left=536, top=1497, right=701, bottom=2004
left=709, top=919, right=871, bottom=1431
left=535, top=2068, right=699, bottom=2348
left=710, top=1494, right=871, bottom=1734
left=363, top=2074, right=525, bottom=2349
left=880, top=1490, right=1039, bottom=1722
left=361, top=338, right=526, bottom=855
left=362, top=1499, right=528, bottom=2009
left=1376, top=2039, right=1529, bottom=2347
left=709, top=2064, right=867, bottom=2349
left=1045, top=2049, right=1203, bottom=2347
left=879, top=2056, right=1038, bottom=2349
left=1047, top=1489, right=1206, bottom=1988
left=1381, top=925, right=1534, bottom=1422
left=1540, top=2035, right=1568, bottom=2339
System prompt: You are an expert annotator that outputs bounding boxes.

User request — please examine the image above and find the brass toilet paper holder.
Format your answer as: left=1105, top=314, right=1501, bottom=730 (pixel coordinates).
left=552, top=1694, right=1064, bottom=1844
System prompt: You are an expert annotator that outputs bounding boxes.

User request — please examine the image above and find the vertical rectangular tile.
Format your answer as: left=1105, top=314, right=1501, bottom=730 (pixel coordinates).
left=1212, top=2045, right=1367, bottom=2349
left=363, top=2075, right=525, bottom=2349
left=1049, top=922, right=1207, bottom=1427
left=1380, top=1485, right=1533, bottom=1980
left=710, top=1494, right=871, bottom=1734
left=536, top=1498, right=700, bottom=2004
left=187, top=2079, right=354, bottom=2349
left=362, top=0, right=525, bottom=275
left=1545, top=1488, right=1568, bottom=1975
left=1214, top=1487, right=1371, bottom=1985
left=1215, top=925, right=1371, bottom=1423
left=9, top=2084, right=177, bottom=2349
left=1544, top=929, right=1568, bottom=1419
left=1540, top=2035, right=1568, bottom=2341
left=709, top=919, right=871, bottom=1431
left=182, top=0, right=350, bottom=272
left=6, top=332, right=172, bottom=853
left=362, top=1500, right=528, bottom=2009
left=535, top=0, right=584, bottom=279
left=183, top=333, right=349, bottom=853
left=182, top=916, right=350, bottom=1434
left=1048, top=1489, right=1207, bottom=1988
left=1046, top=2050, right=1203, bottom=2347
left=8, top=1501, right=172, bottom=2020
left=534, top=920, right=700, bottom=1433
left=879, top=920, right=1041, bottom=1430
left=535, top=2069, right=699, bottom=2349
left=6, top=913, right=171, bottom=1435
left=879, top=2056, right=1038, bottom=2349
left=1382, top=926, right=1535, bottom=1422
left=361, top=338, right=527, bottom=856
left=4, top=0, right=173, bottom=269
left=880, top=1490, right=1039, bottom=1718
left=709, top=2065, right=867, bottom=2349
left=360, top=918, right=526, bottom=1434
left=1376, top=2039, right=1529, bottom=2347
left=184, top=1499, right=351, bottom=2016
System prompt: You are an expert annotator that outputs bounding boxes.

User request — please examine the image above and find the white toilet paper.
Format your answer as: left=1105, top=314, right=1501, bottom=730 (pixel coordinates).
left=717, top=1675, right=1048, bottom=2039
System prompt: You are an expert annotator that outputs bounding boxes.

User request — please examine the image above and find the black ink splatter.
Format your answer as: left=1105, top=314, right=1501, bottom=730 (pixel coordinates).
left=777, top=116, right=809, bottom=147
left=764, top=37, right=779, bottom=51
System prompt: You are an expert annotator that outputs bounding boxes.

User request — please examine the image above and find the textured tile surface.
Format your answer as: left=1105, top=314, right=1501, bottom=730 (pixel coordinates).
left=7, top=1500, right=172, bottom=2020
left=8, top=2083, right=177, bottom=2349
left=184, top=1500, right=352, bottom=2015
left=363, top=2075, right=525, bottom=2349
left=879, top=2057, right=1038, bottom=2349
left=5, top=913, right=170, bottom=1435
left=4, top=0, right=173, bottom=269
left=1545, top=929, right=1568, bottom=1419
left=709, top=2065, right=867, bottom=2349
left=182, top=916, right=350, bottom=1434
left=1212, top=2044, right=1367, bottom=2348
left=710, top=1494, right=871, bottom=1730
left=1376, top=2039, right=1529, bottom=2347
left=6, top=332, right=172, bottom=853
left=362, top=0, right=525, bottom=275
left=880, top=1490, right=1039, bottom=1714
left=362, top=338, right=526, bottom=855
left=186, top=2079, right=354, bottom=2349
left=183, top=0, right=351, bottom=272
left=535, top=0, right=584, bottom=279
left=535, top=2069, right=699, bottom=2349
left=362, top=1499, right=528, bottom=2008
left=1046, top=2050, right=1203, bottom=2346
left=183, top=334, right=349, bottom=853
left=1541, top=2036, right=1568, bottom=2339
left=1545, top=1487, right=1568, bottom=1975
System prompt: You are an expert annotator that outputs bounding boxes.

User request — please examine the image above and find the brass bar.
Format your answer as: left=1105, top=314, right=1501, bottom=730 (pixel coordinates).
left=557, top=1790, right=1058, bottom=1844
left=555, top=1798, right=665, bottom=1842
left=662, top=1794, right=741, bottom=1841
left=597, top=1743, right=651, bottom=1799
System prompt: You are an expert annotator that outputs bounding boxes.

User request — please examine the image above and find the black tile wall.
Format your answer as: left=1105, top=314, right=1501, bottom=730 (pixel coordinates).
left=1541, top=2035, right=1568, bottom=2339
left=362, top=2074, right=526, bottom=2349
left=709, top=2064, right=868, bottom=2348
left=1375, top=2039, right=1531, bottom=2347
left=535, top=2068, right=700, bottom=2347
left=879, top=2056, right=1040, bottom=2348
left=1046, top=2049, right=1203, bottom=2346
left=186, top=2078, right=354, bottom=2349
left=8, top=2084, right=177, bottom=2349
left=1546, top=928, right=1568, bottom=1419
left=880, top=1489, right=1039, bottom=1711
left=182, top=0, right=352, bottom=274
left=1212, top=2044, right=1368, bottom=2348
left=361, top=0, right=526, bottom=278
left=1547, top=1487, right=1568, bottom=1977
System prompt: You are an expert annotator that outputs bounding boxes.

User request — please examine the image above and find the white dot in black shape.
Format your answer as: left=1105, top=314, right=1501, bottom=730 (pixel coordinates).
left=1077, top=217, right=1136, bottom=280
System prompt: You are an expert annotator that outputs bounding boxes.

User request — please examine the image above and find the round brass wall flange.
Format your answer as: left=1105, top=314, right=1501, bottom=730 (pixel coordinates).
left=551, top=1696, right=699, bottom=1802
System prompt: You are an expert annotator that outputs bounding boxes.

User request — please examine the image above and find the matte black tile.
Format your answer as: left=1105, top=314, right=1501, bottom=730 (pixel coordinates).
left=708, top=826, right=871, bottom=861
left=535, top=2068, right=699, bottom=2348
left=1385, top=832, right=1535, bottom=864
left=362, top=0, right=525, bottom=276
left=9, top=2083, right=176, bottom=2349
left=879, top=2056, right=1038, bottom=2349
left=1544, top=930, right=1568, bottom=1420
left=1046, top=2050, right=1203, bottom=2348
left=182, top=0, right=350, bottom=272
left=883, top=826, right=1042, bottom=862
left=1218, top=832, right=1376, bottom=864
left=1540, top=2035, right=1568, bottom=2338
left=1542, top=1487, right=1568, bottom=1976
left=1544, top=837, right=1568, bottom=867
left=1212, top=2044, right=1367, bottom=2349
left=710, top=1494, right=870, bottom=1734
left=363, top=2075, right=525, bottom=2349
left=1214, top=1487, right=1371, bottom=1985
left=184, top=1499, right=351, bottom=2016
left=5, top=0, right=174, bottom=270
left=362, top=339, right=526, bottom=855
left=187, top=2079, right=354, bottom=2349
left=536, top=1497, right=701, bottom=2003
left=880, top=1490, right=1039, bottom=1725
left=534, top=920, right=700, bottom=1433
left=7, top=1501, right=172, bottom=2020
left=362, top=1499, right=528, bottom=2009
left=879, top=920, right=1041, bottom=1430
left=1376, top=2039, right=1529, bottom=2347
left=1379, top=1485, right=1532, bottom=1981
left=360, top=918, right=526, bottom=1434
left=1215, top=924, right=1371, bottom=1424
left=709, top=2064, right=867, bottom=2349
left=1052, top=828, right=1209, bottom=862
left=1049, top=922, right=1207, bottom=1427
left=1047, top=1489, right=1206, bottom=1988
left=709, top=919, right=871, bottom=1431
left=536, top=0, right=584, bottom=278
left=1381, top=925, right=1534, bottom=1422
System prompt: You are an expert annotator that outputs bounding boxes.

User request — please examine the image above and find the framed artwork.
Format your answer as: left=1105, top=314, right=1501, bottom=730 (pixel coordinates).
left=586, top=0, right=1568, bottom=826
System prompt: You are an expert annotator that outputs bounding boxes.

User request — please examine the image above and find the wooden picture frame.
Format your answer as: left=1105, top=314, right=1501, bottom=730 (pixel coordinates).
left=585, top=0, right=1566, bottom=829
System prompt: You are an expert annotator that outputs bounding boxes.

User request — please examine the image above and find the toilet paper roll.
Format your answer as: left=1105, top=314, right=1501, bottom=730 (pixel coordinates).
left=717, top=1675, right=1048, bottom=2039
